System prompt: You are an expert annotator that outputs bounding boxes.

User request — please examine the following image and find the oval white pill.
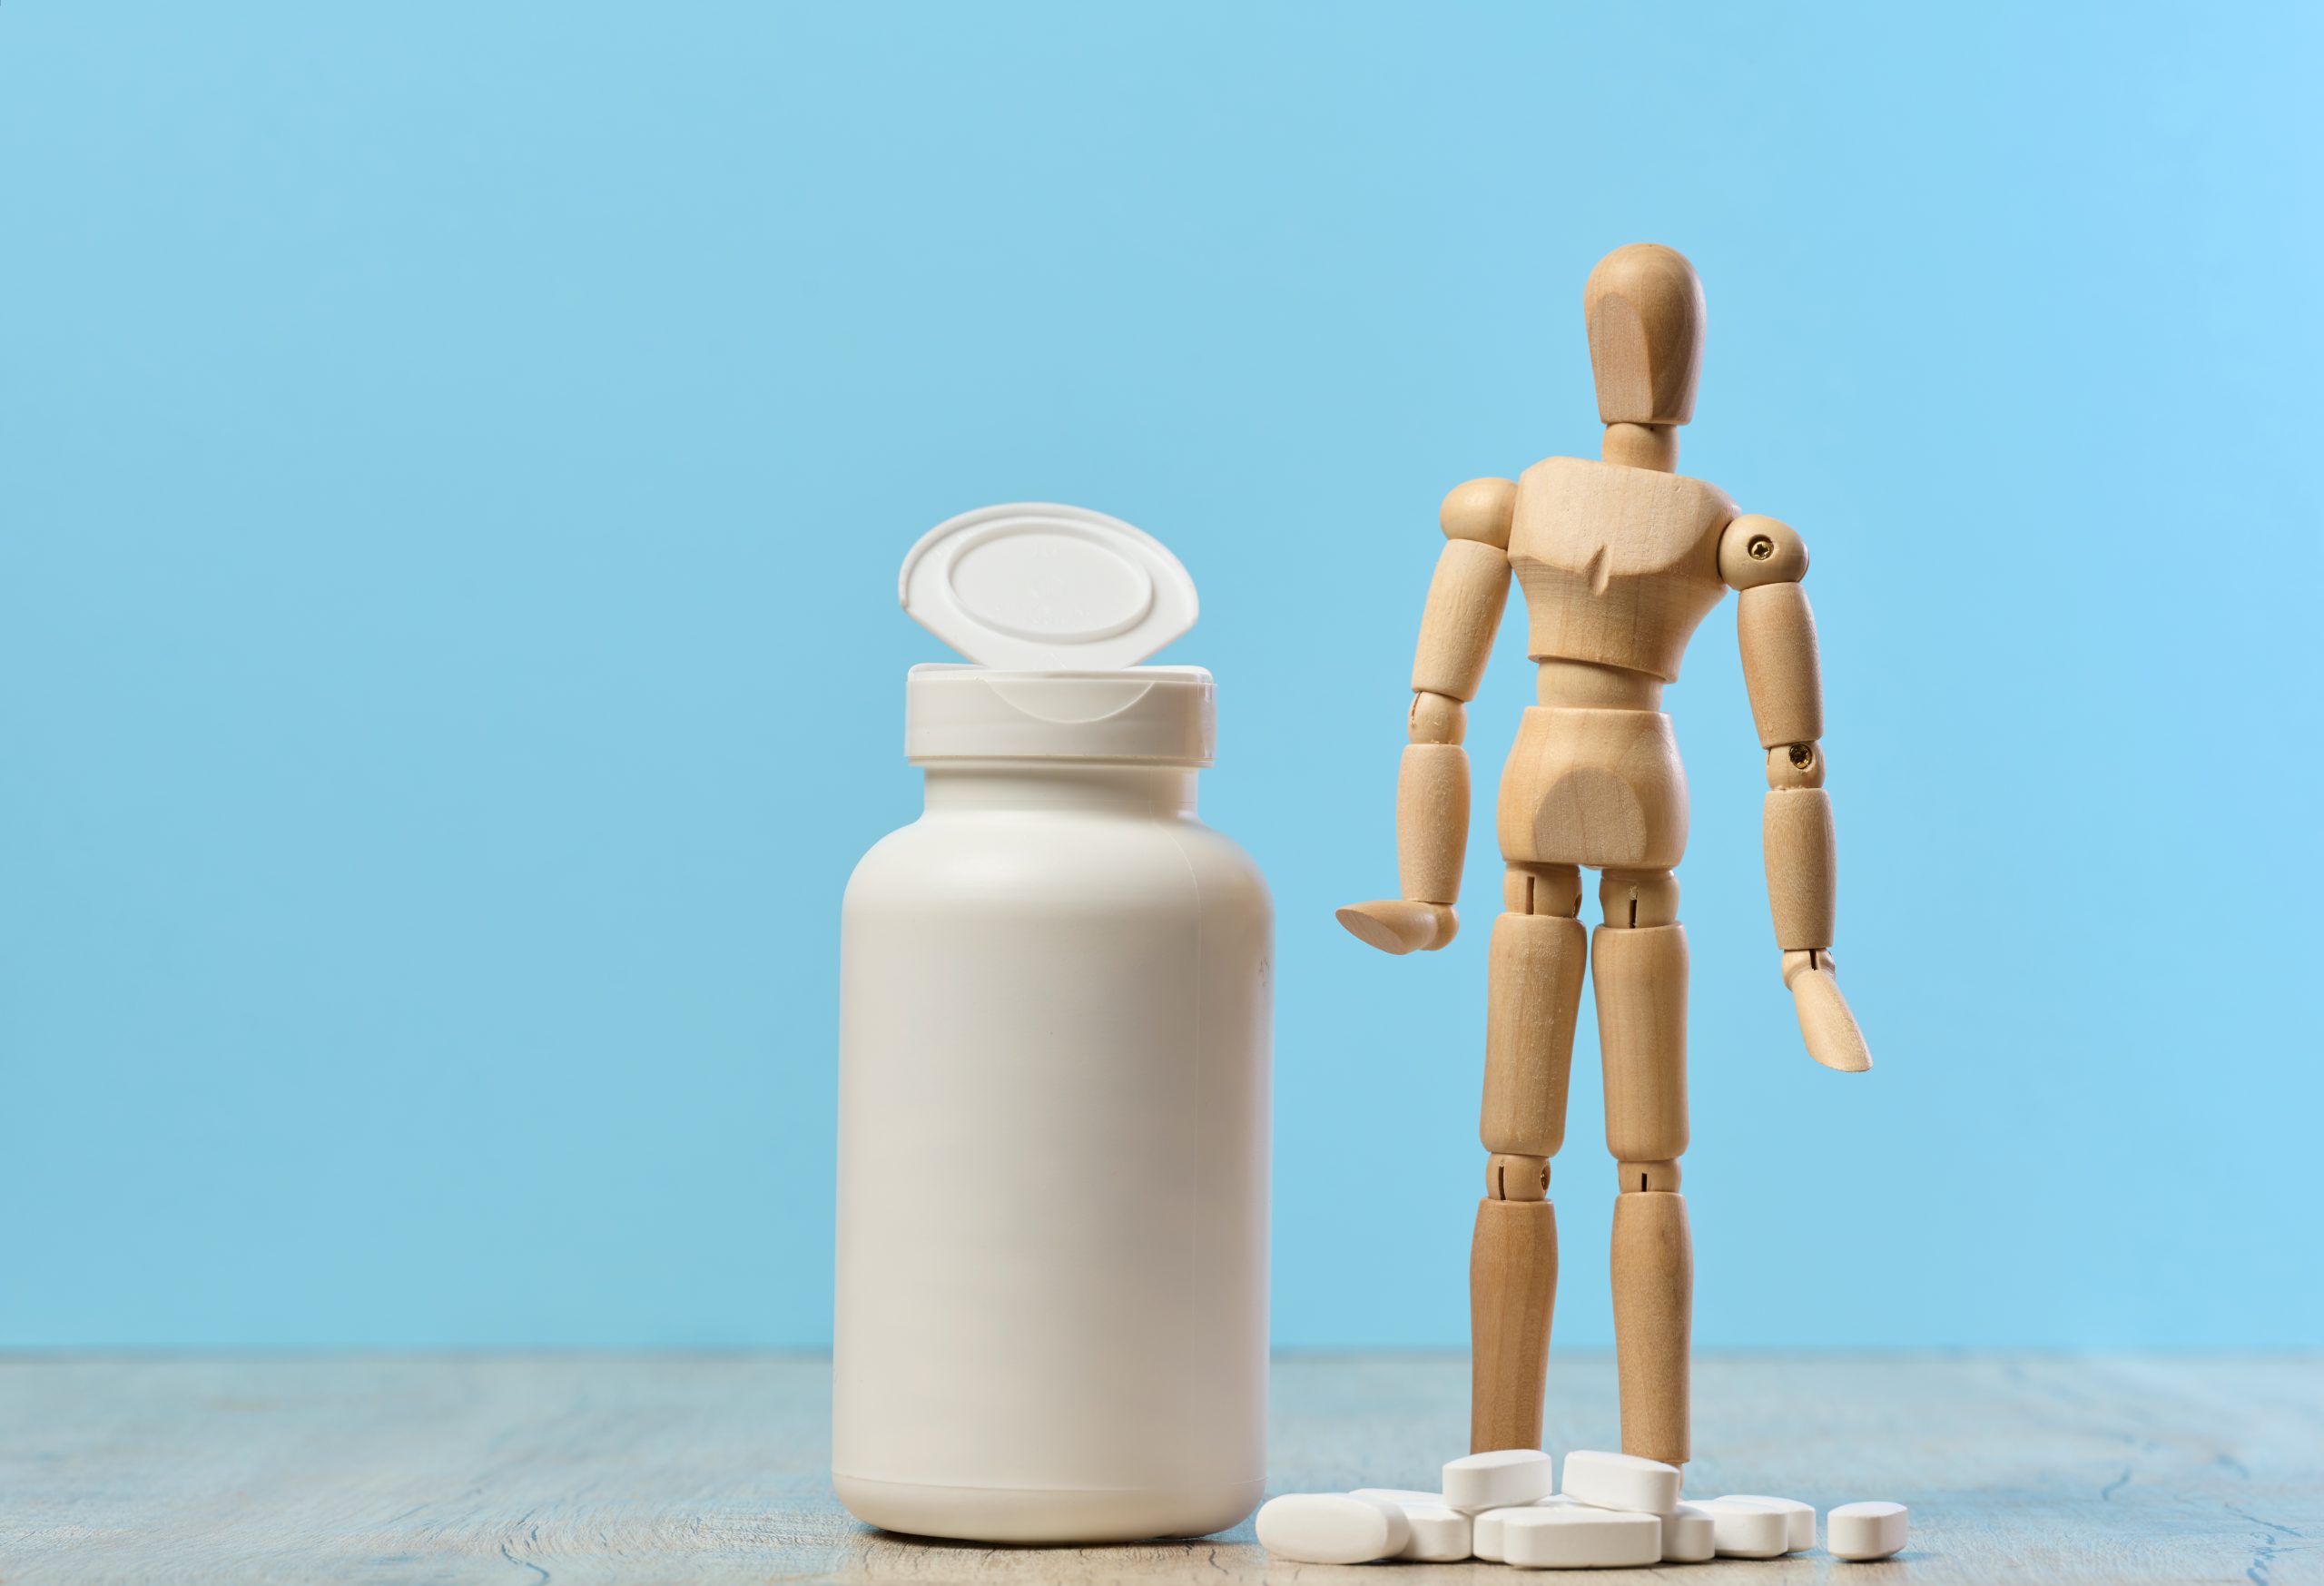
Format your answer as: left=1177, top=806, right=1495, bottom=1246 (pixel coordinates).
left=1501, top=1505, right=1662, bottom=1569
left=1349, top=1488, right=1472, bottom=1561
left=1472, top=1506, right=1514, bottom=1562
left=1716, top=1493, right=1815, bottom=1552
left=1559, top=1449, right=1684, bottom=1515
left=1475, top=1494, right=1577, bottom=1561
left=1661, top=1501, right=1716, bottom=1562
left=1444, top=1447, right=1555, bottom=1512
left=1395, top=1502, right=1472, bottom=1561
left=1254, top=1492, right=1410, bottom=1564
left=1699, top=1496, right=1791, bottom=1558
left=1827, top=1500, right=1908, bottom=1561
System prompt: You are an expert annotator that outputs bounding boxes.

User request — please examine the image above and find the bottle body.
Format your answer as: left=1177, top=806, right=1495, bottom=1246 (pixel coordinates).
left=833, top=763, right=1273, bottom=1543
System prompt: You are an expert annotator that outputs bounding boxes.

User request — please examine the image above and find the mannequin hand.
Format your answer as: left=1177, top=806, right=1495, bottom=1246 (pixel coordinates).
left=1335, top=900, right=1459, bottom=955
left=1783, top=951, right=1871, bottom=1072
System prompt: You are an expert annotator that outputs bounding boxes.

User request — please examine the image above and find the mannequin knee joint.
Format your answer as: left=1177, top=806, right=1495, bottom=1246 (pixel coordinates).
left=1487, top=1153, right=1550, bottom=1201
left=1618, top=1157, right=1682, bottom=1194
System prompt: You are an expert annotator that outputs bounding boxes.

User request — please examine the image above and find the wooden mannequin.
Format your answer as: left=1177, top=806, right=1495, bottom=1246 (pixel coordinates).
left=1338, top=243, right=1871, bottom=1463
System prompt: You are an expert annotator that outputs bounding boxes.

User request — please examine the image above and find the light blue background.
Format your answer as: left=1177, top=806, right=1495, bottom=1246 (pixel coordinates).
left=5, top=3, right=2318, bottom=1352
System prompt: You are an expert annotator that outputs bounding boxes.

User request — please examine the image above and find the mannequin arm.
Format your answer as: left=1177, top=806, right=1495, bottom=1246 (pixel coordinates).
left=1720, top=513, right=1871, bottom=1071
left=1337, top=478, right=1514, bottom=955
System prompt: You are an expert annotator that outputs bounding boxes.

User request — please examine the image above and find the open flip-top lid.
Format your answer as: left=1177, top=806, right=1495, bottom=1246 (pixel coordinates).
left=899, top=502, right=1197, bottom=671
left=897, top=503, right=1213, bottom=766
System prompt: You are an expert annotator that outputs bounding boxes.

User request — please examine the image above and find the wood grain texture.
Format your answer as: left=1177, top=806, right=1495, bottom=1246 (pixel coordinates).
left=1408, top=689, right=1465, bottom=744
left=1485, top=1151, right=1550, bottom=1201
left=1763, top=788, right=1837, bottom=951
left=1506, top=457, right=1733, bottom=682
left=3, top=1355, right=2319, bottom=1583
left=1737, top=581, right=1825, bottom=748
left=1502, top=860, right=1581, bottom=918
left=1785, top=955, right=1874, bottom=1073
left=1410, top=538, right=1511, bottom=701
left=1590, top=921, right=1689, bottom=1164
left=1598, top=867, right=1679, bottom=929
left=1766, top=740, right=1825, bottom=790
left=1497, top=706, right=1689, bottom=872
left=1616, top=1157, right=1681, bottom=1193
left=1481, top=911, right=1586, bottom=1157
left=1610, top=1190, right=1693, bottom=1466
left=1334, top=898, right=1456, bottom=955
left=1396, top=743, right=1470, bottom=905
left=1439, top=476, right=1516, bottom=548
left=1584, top=243, right=1705, bottom=426
left=1599, top=422, right=1677, bottom=472
left=1718, top=513, right=1809, bottom=589
left=1470, top=1200, right=1558, bottom=1454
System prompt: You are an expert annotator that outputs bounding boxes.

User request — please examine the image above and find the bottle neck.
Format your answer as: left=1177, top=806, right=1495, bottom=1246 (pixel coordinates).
left=920, top=760, right=1199, bottom=816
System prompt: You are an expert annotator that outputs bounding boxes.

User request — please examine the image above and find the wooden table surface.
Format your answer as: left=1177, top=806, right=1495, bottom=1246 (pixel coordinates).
left=3, top=1355, right=2317, bottom=1584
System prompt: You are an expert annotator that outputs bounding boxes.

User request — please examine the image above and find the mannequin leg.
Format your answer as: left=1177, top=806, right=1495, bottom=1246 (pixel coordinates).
left=1472, top=862, right=1585, bottom=1452
left=1594, top=868, right=1692, bottom=1465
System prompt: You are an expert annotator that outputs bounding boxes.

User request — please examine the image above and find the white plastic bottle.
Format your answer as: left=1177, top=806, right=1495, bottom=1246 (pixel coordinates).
left=833, top=505, right=1273, bottom=1544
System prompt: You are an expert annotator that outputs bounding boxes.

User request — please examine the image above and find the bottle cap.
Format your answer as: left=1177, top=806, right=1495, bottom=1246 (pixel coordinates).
left=900, top=502, right=1196, bottom=671
left=900, top=504, right=1211, bottom=765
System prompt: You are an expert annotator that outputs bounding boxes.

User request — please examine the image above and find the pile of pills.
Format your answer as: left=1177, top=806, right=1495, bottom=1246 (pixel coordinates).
left=1256, top=1449, right=1908, bottom=1568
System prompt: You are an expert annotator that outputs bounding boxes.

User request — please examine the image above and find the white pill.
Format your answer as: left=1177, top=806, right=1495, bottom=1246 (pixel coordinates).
left=1444, top=1447, right=1555, bottom=1512
left=1558, top=1449, right=1683, bottom=1515
left=1501, top=1505, right=1661, bottom=1569
left=1827, top=1500, right=1909, bottom=1561
left=1697, top=1496, right=1791, bottom=1559
left=1349, top=1489, right=1472, bottom=1561
left=1660, top=1501, right=1717, bottom=1562
left=1398, top=1503, right=1473, bottom=1561
left=1473, top=1498, right=1575, bottom=1562
left=1254, top=1492, right=1410, bottom=1564
left=1716, top=1493, right=1815, bottom=1552
left=1472, top=1506, right=1516, bottom=1562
